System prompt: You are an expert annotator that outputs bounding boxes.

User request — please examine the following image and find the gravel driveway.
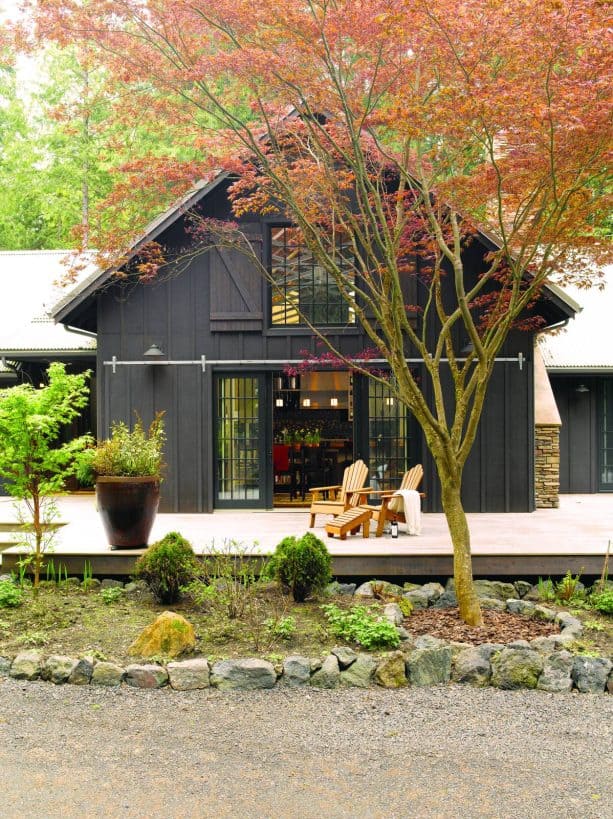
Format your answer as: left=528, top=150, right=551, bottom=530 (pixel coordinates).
left=0, top=678, right=611, bottom=819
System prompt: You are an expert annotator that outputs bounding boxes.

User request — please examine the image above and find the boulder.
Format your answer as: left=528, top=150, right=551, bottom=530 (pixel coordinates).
left=506, top=599, right=536, bottom=616
left=407, top=646, right=452, bottom=687
left=310, top=654, right=340, bottom=689
left=479, top=598, right=506, bottom=612
left=124, top=580, right=149, bottom=597
left=167, top=659, right=210, bottom=690
left=10, top=651, right=43, bottom=681
left=281, top=655, right=311, bottom=687
left=533, top=605, right=556, bottom=622
left=383, top=603, right=404, bottom=625
left=211, top=658, right=276, bottom=691
left=537, top=651, right=574, bottom=693
left=452, top=647, right=491, bottom=687
left=125, top=664, right=169, bottom=689
left=473, top=580, right=516, bottom=601
left=0, top=656, right=11, bottom=676
left=555, top=612, right=583, bottom=634
left=529, top=636, right=558, bottom=655
left=68, top=657, right=95, bottom=685
left=404, top=589, right=430, bottom=609
left=415, top=634, right=447, bottom=649
left=354, top=582, right=375, bottom=598
left=128, top=611, right=196, bottom=659
left=340, top=653, right=377, bottom=688
left=42, top=655, right=78, bottom=685
left=608, top=670, right=613, bottom=695
left=421, top=582, right=444, bottom=603
left=514, top=581, right=533, bottom=598
left=325, top=582, right=356, bottom=596
left=374, top=651, right=407, bottom=688
left=432, top=590, right=457, bottom=608
left=478, top=643, right=505, bottom=660
left=90, top=661, right=125, bottom=687
left=571, top=656, right=612, bottom=694
left=100, top=579, right=124, bottom=589
left=491, top=648, right=543, bottom=690
left=331, top=646, right=357, bottom=669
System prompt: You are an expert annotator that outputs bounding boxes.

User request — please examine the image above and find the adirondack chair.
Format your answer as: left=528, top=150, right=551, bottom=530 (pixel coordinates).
left=309, top=459, right=370, bottom=527
left=362, top=464, right=425, bottom=537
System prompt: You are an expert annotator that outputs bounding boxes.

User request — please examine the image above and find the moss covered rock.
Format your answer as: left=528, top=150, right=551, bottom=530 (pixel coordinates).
left=128, top=610, right=196, bottom=659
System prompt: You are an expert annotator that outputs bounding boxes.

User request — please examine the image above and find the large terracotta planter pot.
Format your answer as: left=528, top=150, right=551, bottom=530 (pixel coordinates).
left=95, top=476, right=160, bottom=549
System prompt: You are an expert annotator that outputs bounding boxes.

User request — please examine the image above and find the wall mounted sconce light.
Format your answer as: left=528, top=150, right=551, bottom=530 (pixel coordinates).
left=275, top=397, right=284, bottom=407
left=144, top=343, right=165, bottom=358
left=302, top=398, right=311, bottom=407
left=330, top=397, right=339, bottom=407
left=575, top=383, right=589, bottom=393
left=385, top=397, right=395, bottom=407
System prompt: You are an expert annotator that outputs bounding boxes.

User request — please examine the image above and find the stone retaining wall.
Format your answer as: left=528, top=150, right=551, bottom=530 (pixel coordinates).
left=2, top=597, right=611, bottom=695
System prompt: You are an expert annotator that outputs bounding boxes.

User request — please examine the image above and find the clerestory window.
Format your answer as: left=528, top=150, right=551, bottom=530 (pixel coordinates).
left=270, top=226, right=356, bottom=326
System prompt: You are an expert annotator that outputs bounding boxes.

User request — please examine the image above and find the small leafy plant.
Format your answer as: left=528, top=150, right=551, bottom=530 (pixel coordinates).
left=536, top=577, right=555, bottom=602
left=100, top=586, right=124, bottom=605
left=321, top=603, right=400, bottom=649
left=134, top=531, right=200, bottom=603
left=268, top=532, right=331, bottom=602
left=591, top=589, right=613, bottom=615
left=0, top=579, right=23, bottom=608
left=265, top=615, right=296, bottom=642
left=555, top=569, right=585, bottom=603
left=77, top=411, right=165, bottom=481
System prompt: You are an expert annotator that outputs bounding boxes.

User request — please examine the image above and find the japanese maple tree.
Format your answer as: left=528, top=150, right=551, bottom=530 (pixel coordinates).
left=24, top=0, right=612, bottom=624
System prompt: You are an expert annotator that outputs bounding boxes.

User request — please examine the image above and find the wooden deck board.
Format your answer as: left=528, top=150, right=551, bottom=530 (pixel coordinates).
left=0, top=493, right=610, bottom=578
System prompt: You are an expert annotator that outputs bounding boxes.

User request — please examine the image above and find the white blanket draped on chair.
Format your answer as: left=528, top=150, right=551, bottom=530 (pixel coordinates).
left=390, top=489, right=422, bottom=535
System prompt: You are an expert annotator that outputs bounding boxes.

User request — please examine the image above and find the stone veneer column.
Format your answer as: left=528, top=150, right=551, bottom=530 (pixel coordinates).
left=535, top=423, right=560, bottom=508
left=534, top=344, right=561, bottom=509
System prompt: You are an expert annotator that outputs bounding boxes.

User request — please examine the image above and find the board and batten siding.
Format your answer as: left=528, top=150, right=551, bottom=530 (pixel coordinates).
left=96, top=238, right=537, bottom=514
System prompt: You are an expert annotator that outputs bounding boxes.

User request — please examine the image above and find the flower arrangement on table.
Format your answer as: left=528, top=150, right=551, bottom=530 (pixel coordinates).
left=281, top=427, right=321, bottom=446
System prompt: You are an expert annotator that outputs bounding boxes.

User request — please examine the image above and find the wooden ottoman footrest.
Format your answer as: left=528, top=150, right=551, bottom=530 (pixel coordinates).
left=325, top=507, right=372, bottom=540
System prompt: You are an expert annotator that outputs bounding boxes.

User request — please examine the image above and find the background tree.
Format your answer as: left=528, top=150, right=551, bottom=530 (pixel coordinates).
left=25, top=0, right=612, bottom=624
left=0, top=363, right=91, bottom=590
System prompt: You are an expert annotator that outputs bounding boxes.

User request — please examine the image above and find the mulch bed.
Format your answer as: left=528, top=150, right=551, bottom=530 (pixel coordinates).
left=404, top=607, right=560, bottom=645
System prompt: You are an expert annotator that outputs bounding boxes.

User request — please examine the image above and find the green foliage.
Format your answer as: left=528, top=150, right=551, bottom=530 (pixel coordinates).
left=268, top=533, right=332, bottom=602
left=0, top=363, right=91, bottom=589
left=186, top=539, right=263, bottom=619
left=133, top=531, right=199, bottom=604
left=536, top=577, right=555, bottom=602
left=556, top=570, right=585, bottom=603
left=265, top=615, right=296, bottom=641
left=321, top=603, right=400, bottom=649
left=80, top=412, right=165, bottom=480
left=100, top=586, right=124, bottom=605
left=0, top=580, right=23, bottom=609
left=591, top=590, right=613, bottom=616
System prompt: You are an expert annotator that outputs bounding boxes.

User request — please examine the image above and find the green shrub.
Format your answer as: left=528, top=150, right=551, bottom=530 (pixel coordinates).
left=269, top=532, right=332, bottom=602
left=321, top=603, right=400, bottom=649
left=0, top=579, right=23, bottom=608
left=100, top=586, right=124, bottom=605
left=79, top=412, right=165, bottom=481
left=591, top=589, right=613, bottom=615
left=133, top=531, right=199, bottom=603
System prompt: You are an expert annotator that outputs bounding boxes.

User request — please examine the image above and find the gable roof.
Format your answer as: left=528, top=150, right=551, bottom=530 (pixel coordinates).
left=51, top=168, right=579, bottom=326
left=539, top=265, right=613, bottom=373
left=52, top=173, right=230, bottom=324
left=0, top=250, right=98, bottom=357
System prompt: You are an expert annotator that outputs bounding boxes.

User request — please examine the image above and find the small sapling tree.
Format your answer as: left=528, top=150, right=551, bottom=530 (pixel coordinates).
left=0, top=363, right=91, bottom=590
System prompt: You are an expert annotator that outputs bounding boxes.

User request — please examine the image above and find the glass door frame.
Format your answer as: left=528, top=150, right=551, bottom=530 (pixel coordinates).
left=213, top=371, right=273, bottom=509
left=598, top=378, right=613, bottom=492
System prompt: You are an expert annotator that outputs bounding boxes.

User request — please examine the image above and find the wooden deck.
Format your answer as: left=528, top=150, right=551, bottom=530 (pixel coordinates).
left=1, top=494, right=610, bottom=579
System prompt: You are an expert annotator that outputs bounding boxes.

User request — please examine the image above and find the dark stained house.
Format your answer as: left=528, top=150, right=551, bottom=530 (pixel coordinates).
left=51, top=173, right=579, bottom=514
left=539, top=265, right=613, bottom=494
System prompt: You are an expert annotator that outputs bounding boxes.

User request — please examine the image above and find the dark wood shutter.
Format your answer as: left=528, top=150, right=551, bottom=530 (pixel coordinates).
left=209, top=231, right=264, bottom=332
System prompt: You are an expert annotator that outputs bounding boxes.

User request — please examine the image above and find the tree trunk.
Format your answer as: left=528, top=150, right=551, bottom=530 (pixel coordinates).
left=32, top=493, right=42, bottom=593
left=439, top=476, right=483, bottom=626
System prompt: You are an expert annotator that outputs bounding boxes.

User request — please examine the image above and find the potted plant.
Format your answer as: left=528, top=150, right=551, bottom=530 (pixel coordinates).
left=77, top=412, right=165, bottom=549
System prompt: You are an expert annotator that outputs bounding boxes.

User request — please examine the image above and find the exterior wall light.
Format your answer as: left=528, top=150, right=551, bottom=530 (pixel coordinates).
left=302, top=398, right=311, bottom=407
left=144, top=343, right=165, bottom=358
left=330, top=397, right=339, bottom=407
left=275, top=397, right=284, bottom=407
